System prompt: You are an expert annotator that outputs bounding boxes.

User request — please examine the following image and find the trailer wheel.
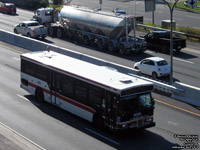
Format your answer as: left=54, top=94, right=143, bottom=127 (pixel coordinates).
left=56, top=28, right=63, bottom=39
left=48, top=27, right=54, bottom=36
left=119, top=44, right=126, bottom=55
left=83, top=35, right=90, bottom=45
left=98, top=39, right=104, bottom=50
left=108, top=41, right=115, bottom=52
left=35, top=88, right=44, bottom=103
left=68, top=30, right=73, bottom=38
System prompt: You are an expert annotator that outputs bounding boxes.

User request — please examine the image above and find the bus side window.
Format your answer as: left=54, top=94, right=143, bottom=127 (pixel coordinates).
left=60, top=75, right=74, bottom=99
left=36, top=65, right=49, bottom=81
left=74, top=80, right=88, bottom=104
left=21, top=59, right=36, bottom=76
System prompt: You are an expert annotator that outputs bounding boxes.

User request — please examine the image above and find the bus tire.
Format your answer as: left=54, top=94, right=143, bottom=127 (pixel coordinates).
left=93, top=114, right=104, bottom=128
left=35, top=88, right=44, bottom=103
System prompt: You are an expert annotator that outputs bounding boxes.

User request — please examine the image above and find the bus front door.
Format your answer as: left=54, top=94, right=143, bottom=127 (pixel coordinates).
left=50, top=71, right=60, bottom=106
left=105, top=92, right=117, bottom=127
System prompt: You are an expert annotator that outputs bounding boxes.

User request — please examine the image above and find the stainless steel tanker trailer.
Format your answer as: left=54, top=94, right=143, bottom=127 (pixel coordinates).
left=33, top=5, right=147, bottom=54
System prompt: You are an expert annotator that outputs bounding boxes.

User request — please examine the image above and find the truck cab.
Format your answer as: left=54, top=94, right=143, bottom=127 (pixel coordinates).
left=33, top=7, right=54, bottom=24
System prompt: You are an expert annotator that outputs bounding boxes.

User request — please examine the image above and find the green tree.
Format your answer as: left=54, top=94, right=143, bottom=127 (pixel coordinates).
left=53, top=0, right=64, bottom=5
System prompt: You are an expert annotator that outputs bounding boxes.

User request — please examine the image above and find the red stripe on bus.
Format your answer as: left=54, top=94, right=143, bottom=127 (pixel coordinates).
left=21, top=56, right=119, bottom=92
left=28, top=82, right=95, bottom=114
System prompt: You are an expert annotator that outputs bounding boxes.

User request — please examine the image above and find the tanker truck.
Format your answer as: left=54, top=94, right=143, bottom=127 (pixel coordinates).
left=32, top=6, right=147, bottom=54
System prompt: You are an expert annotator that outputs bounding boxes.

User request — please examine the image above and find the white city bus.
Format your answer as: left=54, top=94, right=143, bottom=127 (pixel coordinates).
left=20, top=51, right=155, bottom=130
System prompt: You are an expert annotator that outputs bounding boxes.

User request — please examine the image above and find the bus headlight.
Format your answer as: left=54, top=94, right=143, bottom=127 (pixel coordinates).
left=146, top=118, right=153, bottom=122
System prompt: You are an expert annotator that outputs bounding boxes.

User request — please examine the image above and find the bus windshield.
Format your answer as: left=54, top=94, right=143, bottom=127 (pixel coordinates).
left=138, top=93, right=152, bottom=107
left=119, top=93, right=153, bottom=121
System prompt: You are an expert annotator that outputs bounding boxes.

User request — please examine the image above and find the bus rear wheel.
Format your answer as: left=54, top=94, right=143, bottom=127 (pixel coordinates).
left=35, top=88, right=44, bottom=103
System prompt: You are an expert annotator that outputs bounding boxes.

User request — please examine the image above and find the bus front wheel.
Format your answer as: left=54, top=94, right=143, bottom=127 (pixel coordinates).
left=35, top=88, right=44, bottom=103
left=93, top=114, right=104, bottom=128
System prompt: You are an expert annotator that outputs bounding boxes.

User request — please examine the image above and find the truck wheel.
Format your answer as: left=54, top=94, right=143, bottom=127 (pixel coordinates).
left=56, top=28, right=63, bottom=39
left=176, top=48, right=181, bottom=53
left=68, top=31, right=73, bottom=38
left=108, top=41, right=115, bottom=52
left=48, top=27, right=54, bottom=36
left=119, top=44, right=126, bottom=55
left=83, top=35, right=90, bottom=45
left=98, top=39, right=104, bottom=50
left=35, top=88, right=44, bottom=103
left=162, top=46, right=168, bottom=53
left=27, top=33, right=31, bottom=38
left=14, top=29, right=18, bottom=34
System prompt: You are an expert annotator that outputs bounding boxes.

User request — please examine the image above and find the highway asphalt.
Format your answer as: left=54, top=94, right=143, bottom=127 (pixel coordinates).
left=0, top=122, right=43, bottom=150
left=0, top=39, right=199, bottom=150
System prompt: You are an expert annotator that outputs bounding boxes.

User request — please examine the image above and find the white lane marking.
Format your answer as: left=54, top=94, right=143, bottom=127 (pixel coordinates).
left=167, top=121, right=178, bottom=126
left=183, top=47, right=200, bottom=54
left=0, top=122, right=46, bottom=150
left=12, top=57, right=20, bottom=61
left=17, top=94, right=40, bottom=106
left=173, top=57, right=194, bottom=64
left=155, top=10, right=163, bottom=13
left=145, top=50, right=154, bottom=54
left=85, top=128, right=120, bottom=145
left=173, top=18, right=183, bottom=21
left=144, top=18, right=151, bottom=21
left=186, top=15, right=200, bottom=19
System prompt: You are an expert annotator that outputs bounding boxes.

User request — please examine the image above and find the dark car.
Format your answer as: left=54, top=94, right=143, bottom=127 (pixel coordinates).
left=0, top=3, right=16, bottom=14
left=112, top=8, right=126, bottom=15
left=143, top=31, right=186, bottom=53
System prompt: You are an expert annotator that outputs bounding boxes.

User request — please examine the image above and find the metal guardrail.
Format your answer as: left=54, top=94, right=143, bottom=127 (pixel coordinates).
left=128, top=73, right=181, bottom=94
left=137, top=24, right=200, bottom=41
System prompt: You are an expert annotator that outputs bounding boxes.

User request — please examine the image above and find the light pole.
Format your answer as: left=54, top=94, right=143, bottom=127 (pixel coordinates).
left=99, top=0, right=102, bottom=10
left=162, top=0, right=179, bottom=85
left=135, top=0, right=137, bottom=16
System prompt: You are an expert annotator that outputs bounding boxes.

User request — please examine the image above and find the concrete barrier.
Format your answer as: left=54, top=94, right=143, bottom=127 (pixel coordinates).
left=172, top=82, right=200, bottom=107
